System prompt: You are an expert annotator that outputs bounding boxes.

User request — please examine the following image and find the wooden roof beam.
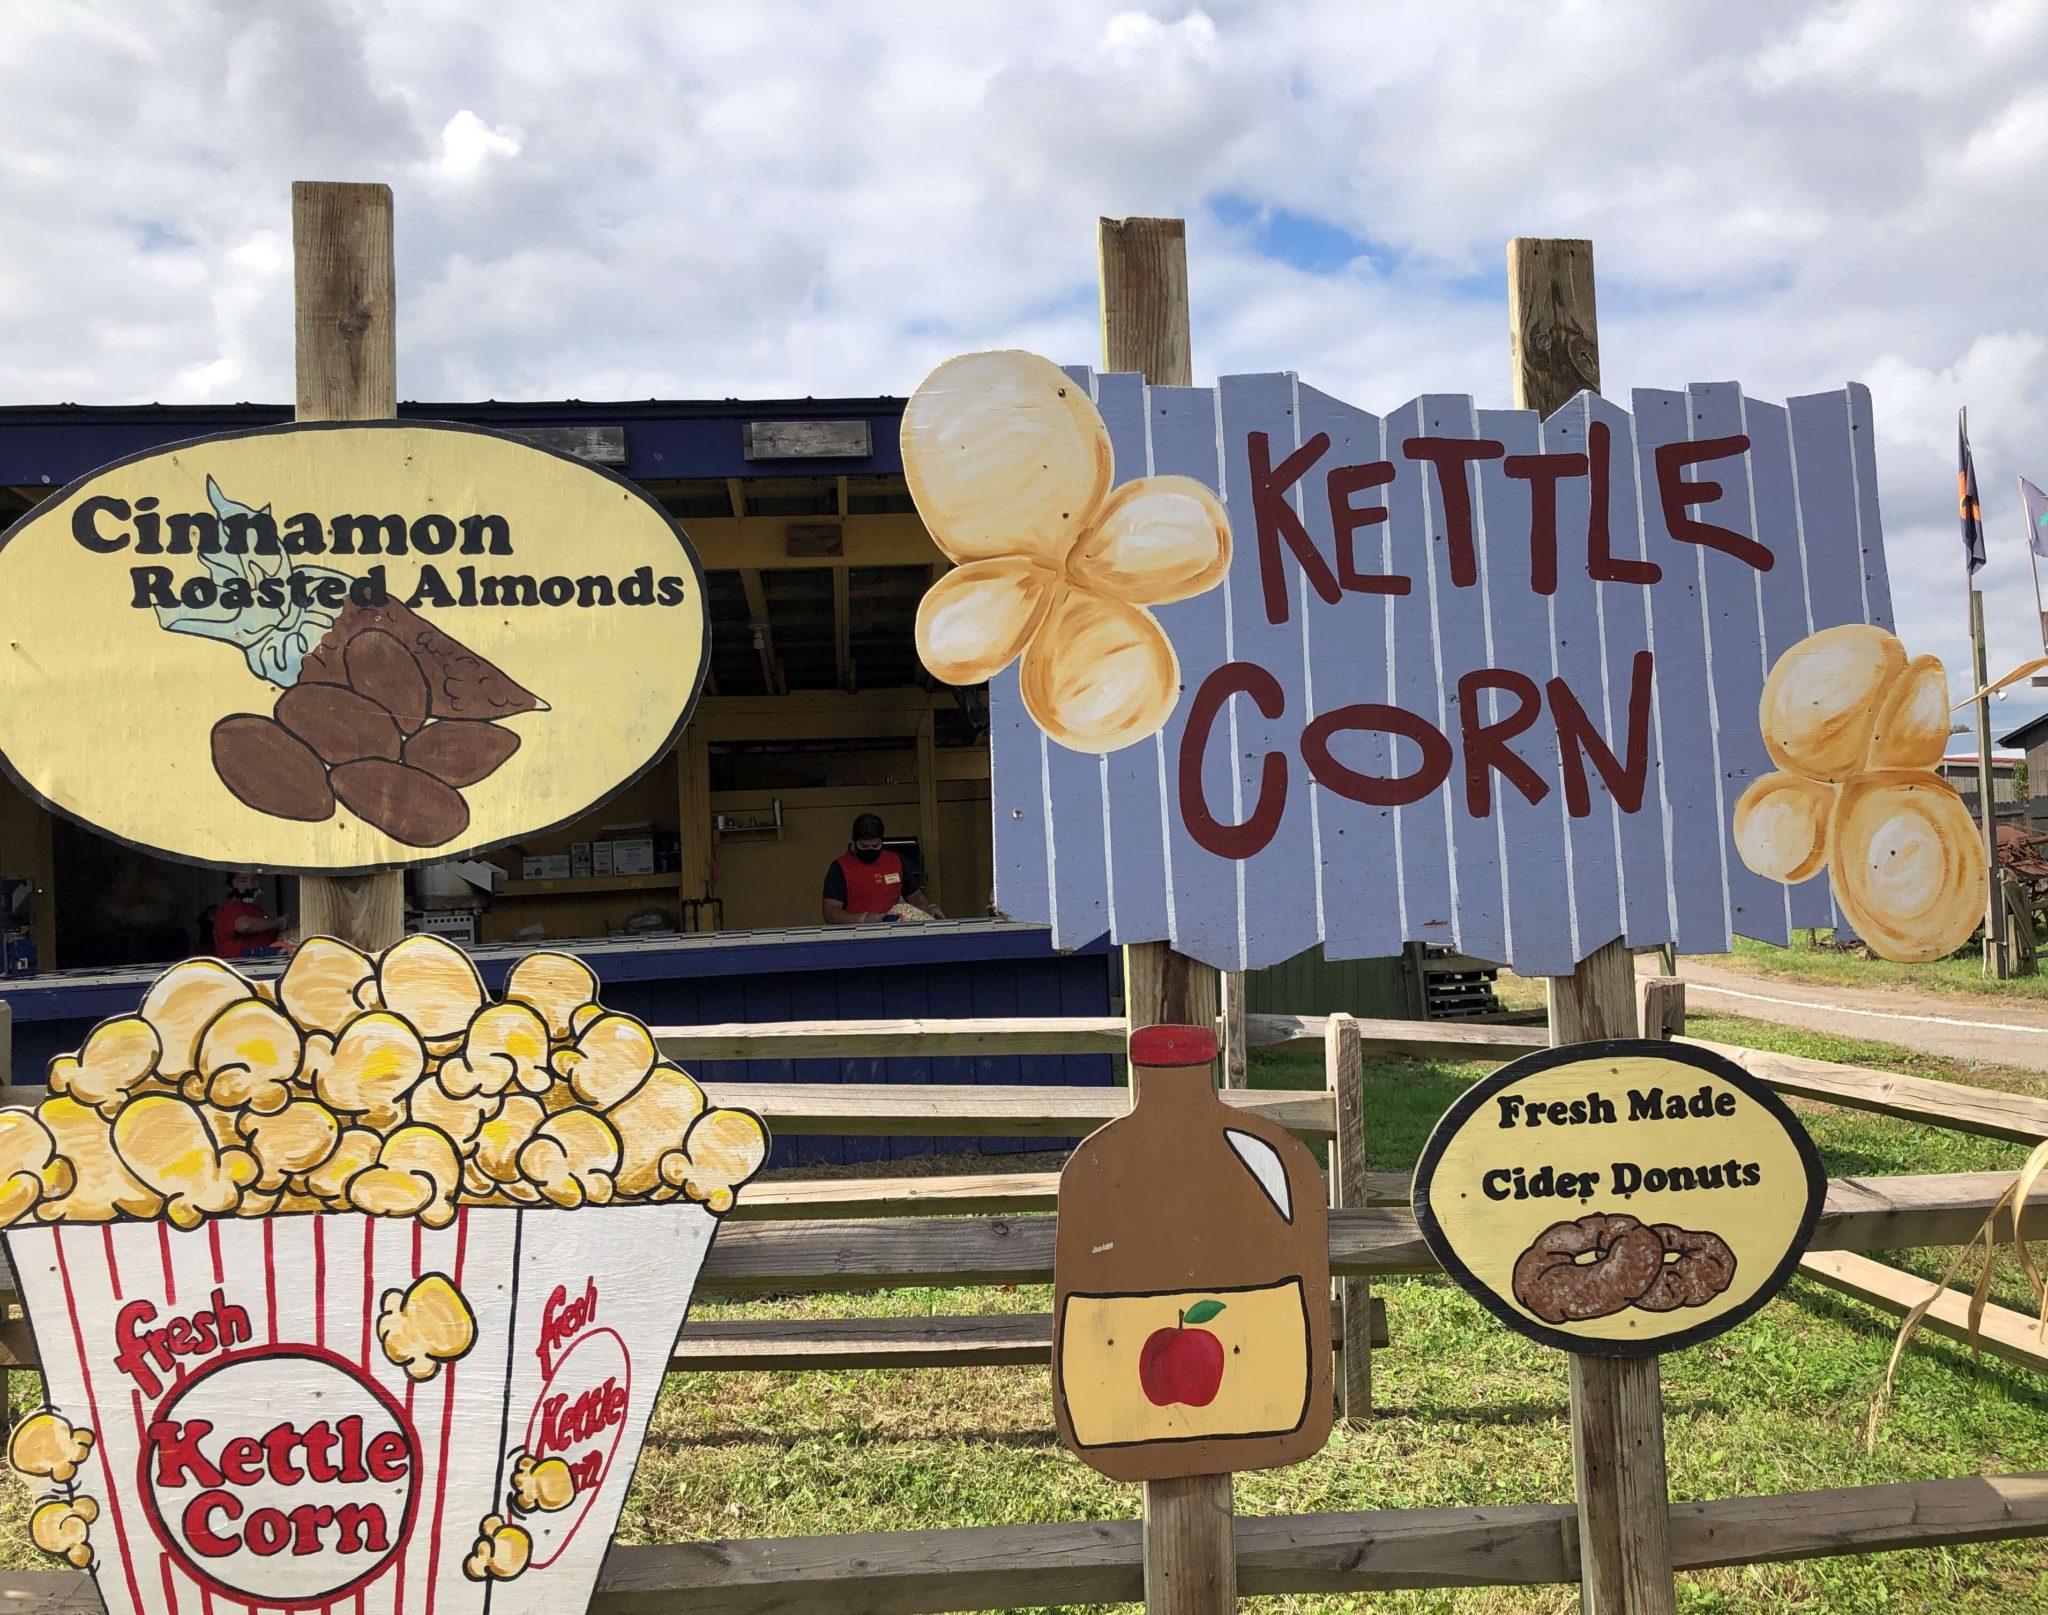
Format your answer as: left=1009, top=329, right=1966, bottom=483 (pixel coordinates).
left=740, top=568, right=784, bottom=695
left=833, top=565, right=854, bottom=691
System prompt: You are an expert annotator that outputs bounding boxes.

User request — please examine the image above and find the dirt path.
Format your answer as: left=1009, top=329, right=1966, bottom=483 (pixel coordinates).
left=1652, top=957, right=2048, bottom=1075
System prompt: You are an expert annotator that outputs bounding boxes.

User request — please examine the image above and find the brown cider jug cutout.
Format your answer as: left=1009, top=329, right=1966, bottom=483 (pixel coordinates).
left=1051, top=1024, right=1333, bottom=1481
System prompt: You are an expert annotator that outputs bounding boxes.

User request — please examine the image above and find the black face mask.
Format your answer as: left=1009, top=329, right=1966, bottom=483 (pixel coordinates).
left=853, top=847, right=881, bottom=864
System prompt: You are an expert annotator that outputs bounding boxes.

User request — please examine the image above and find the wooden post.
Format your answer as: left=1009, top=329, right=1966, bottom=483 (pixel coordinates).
left=1103, top=214, right=1233, bottom=1615
left=1512, top=235, right=1679, bottom=1615
left=292, top=181, right=404, bottom=952
left=917, top=706, right=942, bottom=908
left=1636, top=976, right=1686, bottom=1042
left=1220, top=971, right=1248, bottom=1089
left=1324, top=1012, right=1370, bottom=1425
left=676, top=727, right=713, bottom=908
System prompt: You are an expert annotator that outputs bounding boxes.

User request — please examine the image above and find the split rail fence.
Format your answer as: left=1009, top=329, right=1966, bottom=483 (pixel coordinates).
left=1, top=991, right=2047, bottom=1609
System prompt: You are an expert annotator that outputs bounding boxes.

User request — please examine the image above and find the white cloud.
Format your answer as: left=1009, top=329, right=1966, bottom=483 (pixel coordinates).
left=5, top=0, right=2048, bottom=731
left=432, top=111, right=522, bottom=180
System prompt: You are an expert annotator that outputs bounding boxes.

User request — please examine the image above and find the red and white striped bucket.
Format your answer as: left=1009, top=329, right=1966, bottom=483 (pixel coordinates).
left=7, top=1199, right=718, bottom=1615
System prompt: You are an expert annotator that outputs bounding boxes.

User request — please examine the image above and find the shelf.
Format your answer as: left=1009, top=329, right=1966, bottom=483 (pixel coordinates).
left=497, top=873, right=678, bottom=900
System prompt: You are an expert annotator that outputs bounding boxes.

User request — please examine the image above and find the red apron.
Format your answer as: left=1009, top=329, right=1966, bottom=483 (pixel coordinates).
left=834, top=850, right=906, bottom=915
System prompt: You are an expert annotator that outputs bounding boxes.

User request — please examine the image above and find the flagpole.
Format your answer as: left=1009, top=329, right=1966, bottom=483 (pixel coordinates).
left=1963, top=408, right=2008, bottom=977
left=1972, top=582, right=2009, bottom=978
left=2024, top=475, right=2048, bottom=656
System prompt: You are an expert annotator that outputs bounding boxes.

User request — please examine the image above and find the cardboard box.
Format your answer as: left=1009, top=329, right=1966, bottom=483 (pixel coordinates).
left=610, top=835, right=655, bottom=875
left=593, top=840, right=615, bottom=875
left=571, top=841, right=593, bottom=878
left=521, top=854, right=572, bottom=881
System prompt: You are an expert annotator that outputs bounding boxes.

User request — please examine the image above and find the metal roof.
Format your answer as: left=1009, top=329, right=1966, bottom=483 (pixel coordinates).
left=0, top=395, right=909, bottom=488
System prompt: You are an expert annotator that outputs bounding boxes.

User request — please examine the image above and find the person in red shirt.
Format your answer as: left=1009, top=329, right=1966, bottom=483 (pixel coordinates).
left=822, top=814, right=943, bottom=925
left=212, top=872, right=291, bottom=959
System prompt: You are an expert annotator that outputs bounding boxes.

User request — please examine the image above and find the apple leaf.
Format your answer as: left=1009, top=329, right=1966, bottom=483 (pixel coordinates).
left=1182, top=1300, right=1226, bottom=1326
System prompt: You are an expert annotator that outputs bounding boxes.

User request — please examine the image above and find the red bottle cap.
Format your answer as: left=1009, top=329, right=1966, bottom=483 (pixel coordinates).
left=1128, top=1024, right=1219, bottom=1067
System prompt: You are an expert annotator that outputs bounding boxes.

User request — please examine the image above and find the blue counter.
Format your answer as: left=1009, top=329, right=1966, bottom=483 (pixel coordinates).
left=0, top=922, right=1115, bottom=1166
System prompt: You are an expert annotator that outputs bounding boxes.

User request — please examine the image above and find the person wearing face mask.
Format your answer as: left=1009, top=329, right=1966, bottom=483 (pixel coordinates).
left=821, top=813, right=943, bottom=925
left=212, top=871, right=293, bottom=959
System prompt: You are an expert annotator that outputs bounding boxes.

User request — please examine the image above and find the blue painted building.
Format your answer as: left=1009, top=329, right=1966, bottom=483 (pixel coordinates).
left=0, top=396, right=1116, bottom=1145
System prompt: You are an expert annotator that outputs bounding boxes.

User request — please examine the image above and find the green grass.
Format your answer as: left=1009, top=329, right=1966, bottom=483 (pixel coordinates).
left=1699, top=934, right=2048, bottom=1001
left=4, top=1021, right=2046, bottom=1610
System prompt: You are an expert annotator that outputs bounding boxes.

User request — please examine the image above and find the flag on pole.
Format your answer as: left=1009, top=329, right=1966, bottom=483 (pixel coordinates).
left=2022, top=476, right=2048, bottom=561
left=1960, top=409, right=1987, bottom=574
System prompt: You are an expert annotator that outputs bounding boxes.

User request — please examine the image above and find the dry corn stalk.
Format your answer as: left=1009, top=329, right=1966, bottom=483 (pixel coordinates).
left=1864, top=1137, right=2048, bottom=1448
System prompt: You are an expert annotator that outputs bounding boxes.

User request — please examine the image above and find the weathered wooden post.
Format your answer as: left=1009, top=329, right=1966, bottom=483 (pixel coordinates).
left=1099, top=213, right=1235, bottom=1615
left=1325, top=1011, right=1371, bottom=1425
left=291, top=180, right=405, bottom=954
left=1510, top=234, right=1679, bottom=1615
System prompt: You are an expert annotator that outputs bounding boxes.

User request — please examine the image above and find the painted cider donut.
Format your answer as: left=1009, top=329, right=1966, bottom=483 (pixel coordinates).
left=1633, top=1225, right=1737, bottom=1312
left=1510, top=1214, right=1667, bottom=1323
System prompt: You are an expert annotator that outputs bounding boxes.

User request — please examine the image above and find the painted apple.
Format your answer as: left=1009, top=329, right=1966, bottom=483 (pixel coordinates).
left=1138, top=1299, right=1227, bottom=1407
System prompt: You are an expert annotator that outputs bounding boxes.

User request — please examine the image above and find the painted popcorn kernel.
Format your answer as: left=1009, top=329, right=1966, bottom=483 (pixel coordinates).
left=503, top=950, right=599, bottom=1043
left=9, top=1411, right=94, bottom=1483
left=510, top=1454, right=577, bottom=1514
left=377, top=932, right=488, bottom=1047
left=138, top=957, right=253, bottom=1082
left=672, top=1106, right=771, bottom=1214
left=307, top=1010, right=427, bottom=1130
left=903, top=349, right=1232, bottom=753
left=1830, top=772, right=1986, bottom=964
left=553, top=1012, right=658, bottom=1108
left=1732, top=772, right=1833, bottom=884
left=0, top=938, right=765, bottom=1229
left=277, top=936, right=376, bottom=1033
left=376, top=1273, right=477, bottom=1381
left=194, top=997, right=304, bottom=1114
left=111, top=1096, right=258, bottom=1230
left=1738, top=627, right=1985, bottom=962
left=28, top=1495, right=97, bottom=1569
left=46, top=1017, right=160, bottom=1117
left=464, top=1514, right=532, bottom=1581
left=1757, top=623, right=1905, bottom=784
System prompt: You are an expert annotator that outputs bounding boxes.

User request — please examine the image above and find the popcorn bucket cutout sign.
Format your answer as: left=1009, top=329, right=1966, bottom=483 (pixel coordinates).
left=0, top=937, right=768, bottom=1615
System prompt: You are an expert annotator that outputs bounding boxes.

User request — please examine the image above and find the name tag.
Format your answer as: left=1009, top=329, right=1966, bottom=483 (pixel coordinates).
left=883, top=871, right=901, bottom=885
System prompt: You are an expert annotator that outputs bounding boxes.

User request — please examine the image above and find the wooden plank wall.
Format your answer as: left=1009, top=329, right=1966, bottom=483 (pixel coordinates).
left=986, top=378, right=1889, bottom=975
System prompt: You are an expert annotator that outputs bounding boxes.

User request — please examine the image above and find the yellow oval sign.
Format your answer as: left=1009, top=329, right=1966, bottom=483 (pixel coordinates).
left=1412, top=1040, right=1825, bottom=1355
left=0, top=422, right=706, bottom=872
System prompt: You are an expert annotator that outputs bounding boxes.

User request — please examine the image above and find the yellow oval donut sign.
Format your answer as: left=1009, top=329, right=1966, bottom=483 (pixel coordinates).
left=1412, top=1040, right=1825, bottom=1355
left=0, top=422, right=707, bottom=872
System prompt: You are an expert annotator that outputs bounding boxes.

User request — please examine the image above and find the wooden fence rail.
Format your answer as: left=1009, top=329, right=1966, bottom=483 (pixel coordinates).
left=4, top=994, right=2046, bottom=1609
left=4, top=1472, right=2043, bottom=1614
left=653, top=1013, right=1547, bottom=1065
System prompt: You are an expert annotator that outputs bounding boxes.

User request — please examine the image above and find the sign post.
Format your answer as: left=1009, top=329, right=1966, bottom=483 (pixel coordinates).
left=293, top=181, right=404, bottom=952
left=1510, top=236, right=1680, bottom=1615
left=0, top=181, right=739, bottom=1615
left=1099, top=214, right=1235, bottom=1615
left=904, top=219, right=1958, bottom=1614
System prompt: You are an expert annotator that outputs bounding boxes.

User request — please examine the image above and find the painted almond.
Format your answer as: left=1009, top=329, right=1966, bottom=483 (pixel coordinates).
left=302, top=600, right=543, bottom=720
left=211, top=715, right=336, bottom=822
left=275, top=682, right=403, bottom=765
left=404, top=721, right=521, bottom=787
left=331, top=759, right=471, bottom=847
left=345, top=629, right=432, bottom=734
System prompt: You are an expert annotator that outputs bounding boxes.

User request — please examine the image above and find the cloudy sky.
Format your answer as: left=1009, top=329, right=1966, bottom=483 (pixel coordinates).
left=6, top=0, right=2048, bottom=745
